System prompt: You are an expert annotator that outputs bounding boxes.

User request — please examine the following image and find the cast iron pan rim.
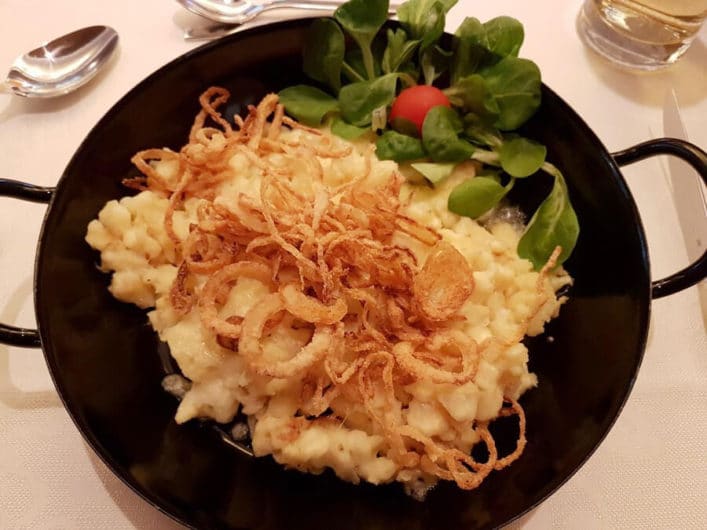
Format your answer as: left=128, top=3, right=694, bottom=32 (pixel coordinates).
left=32, top=21, right=329, bottom=529
left=498, top=88, right=652, bottom=527
left=32, top=17, right=652, bottom=530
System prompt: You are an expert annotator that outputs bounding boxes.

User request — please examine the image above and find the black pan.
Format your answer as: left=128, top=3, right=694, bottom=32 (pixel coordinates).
left=1, top=19, right=705, bottom=530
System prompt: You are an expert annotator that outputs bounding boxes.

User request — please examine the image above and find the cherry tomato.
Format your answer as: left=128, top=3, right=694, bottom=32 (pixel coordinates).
left=389, top=85, right=451, bottom=136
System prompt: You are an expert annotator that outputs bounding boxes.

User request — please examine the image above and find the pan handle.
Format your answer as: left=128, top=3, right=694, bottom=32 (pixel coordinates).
left=612, top=138, right=707, bottom=299
left=0, top=179, right=54, bottom=348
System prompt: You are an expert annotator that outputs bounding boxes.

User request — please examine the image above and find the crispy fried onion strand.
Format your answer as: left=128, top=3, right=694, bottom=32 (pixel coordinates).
left=239, top=293, right=339, bottom=378
left=198, top=261, right=274, bottom=340
left=129, top=87, right=541, bottom=492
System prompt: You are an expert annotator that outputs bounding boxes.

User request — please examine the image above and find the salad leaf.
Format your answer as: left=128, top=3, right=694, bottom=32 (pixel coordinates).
left=455, top=16, right=486, bottom=44
left=410, top=162, right=456, bottom=185
left=335, top=0, right=389, bottom=79
left=399, top=0, right=454, bottom=83
left=279, top=0, right=579, bottom=268
left=278, top=85, right=339, bottom=126
left=471, top=148, right=500, bottom=166
left=376, top=130, right=426, bottom=162
left=398, top=0, right=458, bottom=40
left=448, top=175, right=514, bottom=218
left=483, top=16, right=524, bottom=57
left=303, top=19, right=345, bottom=93
left=421, top=44, right=453, bottom=86
left=480, top=57, right=541, bottom=130
left=463, top=116, right=503, bottom=148
left=499, top=136, right=547, bottom=177
left=451, top=16, right=525, bottom=84
left=517, top=163, right=579, bottom=270
left=445, top=74, right=499, bottom=121
left=343, top=47, right=369, bottom=82
left=382, top=28, right=420, bottom=74
left=451, top=17, right=489, bottom=83
left=421, top=106, right=475, bottom=162
left=412, top=1, right=447, bottom=51
left=338, top=73, right=399, bottom=126
left=331, top=116, right=369, bottom=140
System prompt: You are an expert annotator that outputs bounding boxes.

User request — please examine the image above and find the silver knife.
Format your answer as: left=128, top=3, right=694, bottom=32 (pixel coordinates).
left=663, top=89, right=707, bottom=265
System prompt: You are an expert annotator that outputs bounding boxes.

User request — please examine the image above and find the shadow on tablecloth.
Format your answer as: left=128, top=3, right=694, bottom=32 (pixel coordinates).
left=0, top=274, right=61, bottom=410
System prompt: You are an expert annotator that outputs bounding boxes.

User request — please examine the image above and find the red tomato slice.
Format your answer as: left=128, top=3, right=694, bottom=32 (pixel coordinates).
left=389, top=85, right=451, bottom=136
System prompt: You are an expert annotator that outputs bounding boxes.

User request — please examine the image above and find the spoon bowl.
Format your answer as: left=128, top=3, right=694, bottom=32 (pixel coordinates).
left=2, top=25, right=119, bottom=98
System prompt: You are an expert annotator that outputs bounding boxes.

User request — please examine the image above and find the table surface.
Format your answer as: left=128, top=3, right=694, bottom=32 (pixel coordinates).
left=1, top=1, right=705, bottom=529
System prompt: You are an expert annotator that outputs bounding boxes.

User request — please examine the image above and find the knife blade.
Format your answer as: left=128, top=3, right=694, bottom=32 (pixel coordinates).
left=663, top=89, right=707, bottom=265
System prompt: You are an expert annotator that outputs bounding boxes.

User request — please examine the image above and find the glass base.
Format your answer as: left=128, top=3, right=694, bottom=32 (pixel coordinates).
left=577, top=1, right=697, bottom=71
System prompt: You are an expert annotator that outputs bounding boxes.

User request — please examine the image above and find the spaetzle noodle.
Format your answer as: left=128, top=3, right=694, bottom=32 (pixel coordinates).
left=85, top=88, right=572, bottom=497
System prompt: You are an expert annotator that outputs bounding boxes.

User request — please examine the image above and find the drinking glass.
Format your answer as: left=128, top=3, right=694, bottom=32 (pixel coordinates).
left=577, top=0, right=707, bottom=70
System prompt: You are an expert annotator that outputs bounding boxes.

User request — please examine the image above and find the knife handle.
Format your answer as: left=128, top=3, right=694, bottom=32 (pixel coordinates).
left=612, top=138, right=707, bottom=299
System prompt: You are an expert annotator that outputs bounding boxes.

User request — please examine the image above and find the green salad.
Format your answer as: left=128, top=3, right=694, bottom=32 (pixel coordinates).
left=278, top=0, right=579, bottom=270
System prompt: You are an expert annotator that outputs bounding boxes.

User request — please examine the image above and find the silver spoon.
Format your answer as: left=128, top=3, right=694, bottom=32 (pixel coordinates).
left=1, top=25, right=119, bottom=98
left=179, top=0, right=400, bottom=41
left=177, top=0, right=349, bottom=25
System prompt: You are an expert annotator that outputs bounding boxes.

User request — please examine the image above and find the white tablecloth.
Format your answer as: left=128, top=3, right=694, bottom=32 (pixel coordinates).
left=1, top=1, right=705, bottom=528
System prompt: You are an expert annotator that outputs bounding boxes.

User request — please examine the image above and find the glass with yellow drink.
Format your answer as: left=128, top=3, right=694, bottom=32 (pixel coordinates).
left=578, top=0, right=707, bottom=69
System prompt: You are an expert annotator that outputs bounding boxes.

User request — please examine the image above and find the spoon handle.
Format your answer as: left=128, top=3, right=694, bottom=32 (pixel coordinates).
left=183, top=3, right=400, bottom=41
left=262, top=0, right=402, bottom=10
left=261, top=0, right=352, bottom=11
